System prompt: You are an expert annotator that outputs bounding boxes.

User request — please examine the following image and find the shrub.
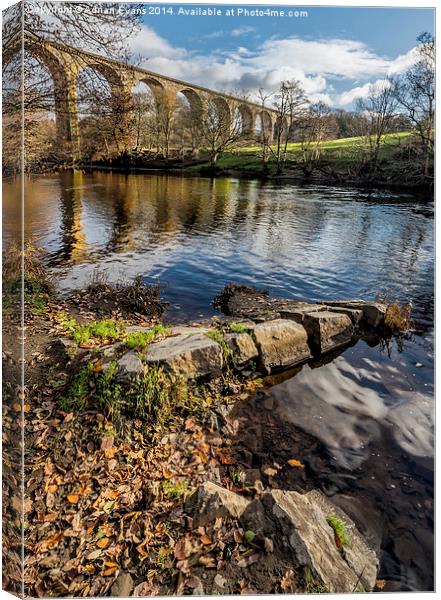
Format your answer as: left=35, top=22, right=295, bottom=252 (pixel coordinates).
left=3, top=242, right=55, bottom=315
left=384, top=302, right=413, bottom=334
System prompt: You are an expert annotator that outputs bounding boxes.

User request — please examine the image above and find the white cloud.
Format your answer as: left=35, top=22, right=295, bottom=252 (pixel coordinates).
left=130, top=24, right=186, bottom=61
left=231, top=26, right=255, bottom=37
left=128, top=26, right=419, bottom=108
left=337, top=79, right=391, bottom=106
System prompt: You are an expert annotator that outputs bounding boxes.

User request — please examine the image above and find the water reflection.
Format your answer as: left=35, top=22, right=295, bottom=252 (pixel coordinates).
left=2, top=171, right=434, bottom=324
left=2, top=170, right=434, bottom=590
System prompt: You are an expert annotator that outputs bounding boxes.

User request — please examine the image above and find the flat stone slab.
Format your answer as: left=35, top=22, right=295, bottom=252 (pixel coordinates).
left=225, top=332, right=259, bottom=367
left=305, top=490, right=379, bottom=591
left=322, top=300, right=386, bottom=329
left=145, top=330, right=223, bottom=379
left=302, top=311, right=353, bottom=354
left=279, top=303, right=328, bottom=323
left=250, top=319, right=311, bottom=373
left=242, top=489, right=378, bottom=593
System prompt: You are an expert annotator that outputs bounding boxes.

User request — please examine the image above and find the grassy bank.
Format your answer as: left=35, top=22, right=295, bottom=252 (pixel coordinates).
left=185, top=132, right=432, bottom=191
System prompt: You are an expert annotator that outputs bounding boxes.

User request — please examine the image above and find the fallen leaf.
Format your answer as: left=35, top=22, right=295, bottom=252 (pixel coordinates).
left=96, top=537, right=111, bottom=549
left=280, top=569, right=294, bottom=591
left=375, top=580, right=386, bottom=590
left=67, top=494, right=79, bottom=504
left=173, top=537, right=192, bottom=561
left=287, top=459, right=305, bottom=469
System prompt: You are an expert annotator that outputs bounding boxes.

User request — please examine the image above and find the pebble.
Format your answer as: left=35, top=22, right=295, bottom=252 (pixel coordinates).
left=214, top=574, right=227, bottom=589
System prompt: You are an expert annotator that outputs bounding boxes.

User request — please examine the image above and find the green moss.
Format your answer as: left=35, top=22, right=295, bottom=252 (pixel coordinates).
left=326, top=515, right=350, bottom=547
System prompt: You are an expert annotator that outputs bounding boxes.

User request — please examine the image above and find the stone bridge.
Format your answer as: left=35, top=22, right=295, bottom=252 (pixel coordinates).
left=4, top=32, right=282, bottom=154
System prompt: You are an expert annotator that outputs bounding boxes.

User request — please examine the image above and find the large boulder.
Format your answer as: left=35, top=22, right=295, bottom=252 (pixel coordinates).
left=145, top=329, right=223, bottom=379
left=249, top=319, right=311, bottom=373
left=302, top=311, right=354, bottom=354
left=241, top=489, right=378, bottom=593
left=186, top=481, right=250, bottom=527
left=225, top=332, right=259, bottom=367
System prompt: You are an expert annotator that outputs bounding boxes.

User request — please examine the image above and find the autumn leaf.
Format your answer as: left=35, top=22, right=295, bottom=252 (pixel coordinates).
left=375, top=580, right=386, bottom=590
left=96, top=537, right=111, bottom=549
left=103, top=566, right=117, bottom=576
left=173, top=537, right=193, bottom=561
left=280, top=569, right=294, bottom=591
left=287, top=458, right=305, bottom=468
left=67, top=494, right=79, bottom=504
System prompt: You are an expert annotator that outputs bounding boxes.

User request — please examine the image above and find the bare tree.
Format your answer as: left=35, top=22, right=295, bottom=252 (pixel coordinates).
left=273, top=80, right=308, bottom=172
left=298, top=102, right=337, bottom=174
left=199, top=101, right=243, bottom=166
left=392, top=32, right=435, bottom=176
left=2, top=3, right=142, bottom=170
left=356, top=78, right=398, bottom=170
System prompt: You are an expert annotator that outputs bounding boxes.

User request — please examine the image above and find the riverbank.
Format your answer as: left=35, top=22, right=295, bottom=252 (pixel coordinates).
left=79, top=132, right=433, bottom=195
left=4, top=246, right=412, bottom=596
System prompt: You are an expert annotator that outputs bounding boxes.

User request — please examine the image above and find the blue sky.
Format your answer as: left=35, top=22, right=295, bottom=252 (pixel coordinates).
left=130, top=5, right=435, bottom=108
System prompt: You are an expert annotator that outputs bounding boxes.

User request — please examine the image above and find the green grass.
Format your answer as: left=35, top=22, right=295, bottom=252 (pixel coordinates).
left=72, top=319, right=124, bottom=345
left=59, top=359, right=206, bottom=427
left=228, top=322, right=247, bottom=334
left=125, top=324, right=168, bottom=350
left=161, top=479, right=190, bottom=500
left=236, top=131, right=412, bottom=155
left=326, top=515, right=350, bottom=547
left=59, top=362, right=95, bottom=412
left=188, top=132, right=414, bottom=174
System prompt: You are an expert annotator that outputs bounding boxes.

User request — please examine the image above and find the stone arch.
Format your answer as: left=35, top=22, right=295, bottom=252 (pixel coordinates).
left=236, top=104, right=254, bottom=136
left=178, top=88, right=203, bottom=118
left=207, top=96, right=231, bottom=132
left=137, top=76, right=167, bottom=108
left=3, top=38, right=76, bottom=141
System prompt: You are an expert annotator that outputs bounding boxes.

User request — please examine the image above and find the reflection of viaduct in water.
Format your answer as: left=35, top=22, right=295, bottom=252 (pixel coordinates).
left=4, top=32, right=282, bottom=154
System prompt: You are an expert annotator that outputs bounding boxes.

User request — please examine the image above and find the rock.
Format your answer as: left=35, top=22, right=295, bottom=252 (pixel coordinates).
left=305, top=490, right=378, bottom=591
left=261, top=464, right=278, bottom=478
left=302, top=311, right=353, bottom=354
left=186, top=482, right=250, bottom=528
left=116, top=351, right=145, bottom=382
left=225, top=332, right=259, bottom=367
left=125, top=325, right=151, bottom=334
left=323, top=306, right=364, bottom=325
left=279, top=303, right=328, bottom=323
left=146, top=330, right=223, bottom=379
left=362, top=303, right=387, bottom=328
left=241, top=468, right=262, bottom=486
left=214, top=574, right=227, bottom=589
left=250, top=319, right=311, bottom=373
left=321, top=300, right=386, bottom=329
left=111, top=572, right=134, bottom=597
left=100, top=341, right=123, bottom=358
left=241, top=489, right=378, bottom=593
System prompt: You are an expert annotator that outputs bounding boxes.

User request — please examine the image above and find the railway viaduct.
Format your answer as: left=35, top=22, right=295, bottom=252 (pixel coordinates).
left=4, top=32, right=282, bottom=154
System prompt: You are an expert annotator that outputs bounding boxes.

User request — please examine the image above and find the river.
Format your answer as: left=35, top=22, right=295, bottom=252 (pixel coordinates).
left=3, top=170, right=434, bottom=590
